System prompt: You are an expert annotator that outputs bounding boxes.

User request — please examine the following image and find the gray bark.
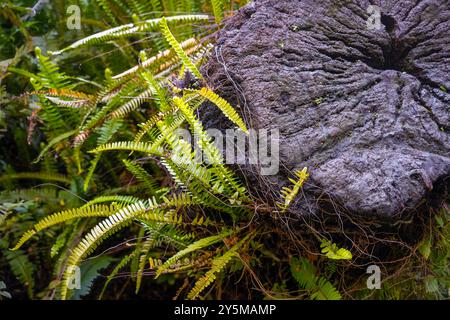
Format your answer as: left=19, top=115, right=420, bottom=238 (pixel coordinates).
left=203, top=0, right=450, bottom=220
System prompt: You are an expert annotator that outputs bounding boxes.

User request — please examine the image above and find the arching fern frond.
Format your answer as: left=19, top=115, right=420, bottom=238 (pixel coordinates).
left=0, top=172, right=71, bottom=185
left=113, top=38, right=200, bottom=80
left=122, top=159, right=159, bottom=194
left=210, top=0, right=224, bottom=24
left=160, top=17, right=202, bottom=79
left=34, top=129, right=78, bottom=163
left=320, top=239, right=352, bottom=260
left=61, top=200, right=152, bottom=299
left=187, top=235, right=247, bottom=299
left=82, top=195, right=141, bottom=208
left=12, top=204, right=121, bottom=250
left=90, top=141, right=164, bottom=156
left=290, top=257, right=341, bottom=300
left=196, top=87, right=248, bottom=133
left=155, top=231, right=231, bottom=278
left=52, top=15, right=209, bottom=55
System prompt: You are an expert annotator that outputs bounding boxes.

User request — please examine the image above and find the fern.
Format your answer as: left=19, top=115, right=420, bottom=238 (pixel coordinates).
left=112, top=38, right=200, bottom=80
left=210, top=0, right=224, bottom=24
left=5, top=250, right=35, bottom=298
left=187, top=233, right=250, bottom=299
left=51, top=15, right=209, bottom=55
left=290, top=257, right=341, bottom=300
left=320, top=239, right=352, bottom=260
left=0, top=172, right=71, bottom=184
left=110, top=87, right=156, bottom=119
left=82, top=195, right=141, bottom=208
left=277, top=167, right=309, bottom=212
left=196, top=87, right=248, bottom=133
left=160, top=17, right=203, bottom=79
left=156, top=231, right=231, bottom=277
left=188, top=249, right=237, bottom=299
left=12, top=204, right=121, bottom=250
left=134, top=109, right=177, bottom=143
left=90, top=141, right=164, bottom=156
left=1, top=1, right=257, bottom=301
left=99, top=252, right=136, bottom=299
left=60, top=201, right=151, bottom=299
left=122, top=159, right=159, bottom=194
left=135, top=234, right=158, bottom=293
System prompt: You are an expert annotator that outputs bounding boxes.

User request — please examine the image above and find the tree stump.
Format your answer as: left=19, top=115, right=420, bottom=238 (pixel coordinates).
left=203, top=0, right=450, bottom=220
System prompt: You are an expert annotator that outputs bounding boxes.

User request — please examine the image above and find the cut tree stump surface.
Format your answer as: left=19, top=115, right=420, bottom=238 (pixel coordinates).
left=203, top=0, right=450, bottom=219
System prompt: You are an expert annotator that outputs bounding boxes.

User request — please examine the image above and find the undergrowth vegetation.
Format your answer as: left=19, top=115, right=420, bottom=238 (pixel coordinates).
left=0, top=0, right=448, bottom=300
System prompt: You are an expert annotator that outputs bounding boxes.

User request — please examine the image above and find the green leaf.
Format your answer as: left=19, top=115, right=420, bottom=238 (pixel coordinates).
left=425, top=275, right=439, bottom=293
left=320, top=239, right=352, bottom=260
left=418, top=237, right=432, bottom=260
left=69, top=256, right=114, bottom=300
left=5, top=250, right=35, bottom=298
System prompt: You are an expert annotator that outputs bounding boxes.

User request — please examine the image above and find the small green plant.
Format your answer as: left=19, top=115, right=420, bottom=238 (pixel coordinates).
left=320, top=239, right=352, bottom=260
left=290, top=257, right=341, bottom=300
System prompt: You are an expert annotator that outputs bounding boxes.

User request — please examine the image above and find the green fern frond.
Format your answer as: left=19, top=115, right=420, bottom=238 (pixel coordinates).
left=187, top=249, right=237, bottom=299
left=311, top=277, right=342, bottom=300
left=61, top=201, right=152, bottom=299
left=290, top=257, right=341, bottom=300
left=155, top=231, right=231, bottom=278
left=160, top=17, right=203, bottom=79
left=83, top=154, right=101, bottom=192
left=52, top=15, right=209, bottom=55
left=109, top=87, right=156, bottom=119
left=196, top=87, right=248, bottom=133
left=0, top=172, right=71, bottom=184
left=99, top=252, right=136, bottom=300
left=113, top=38, right=201, bottom=80
left=122, top=159, right=159, bottom=194
left=186, top=232, right=253, bottom=300
left=135, top=235, right=158, bottom=293
left=320, top=239, right=352, bottom=260
left=90, top=141, right=164, bottom=156
left=174, top=96, right=223, bottom=164
left=34, top=47, right=71, bottom=89
left=5, top=250, right=35, bottom=298
left=210, top=0, right=224, bottom=24
left=34, top=129, right=78, bottom=163
left=143, top=223, right=196, bottom=250
left=94, top=0, right=119, bottom=25
left=82, top=195, right=141, bottom=208
left=134, top=109, right=177, bottom=143
left=277, top=167, right=309, bottom=212
left=97, top=119, right=124, bottom=145
left=12, top=204, right=121, bottom=250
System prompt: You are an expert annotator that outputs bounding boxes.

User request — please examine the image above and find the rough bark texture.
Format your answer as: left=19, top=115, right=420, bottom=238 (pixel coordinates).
left=203, top=0, right=450, bottom=219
